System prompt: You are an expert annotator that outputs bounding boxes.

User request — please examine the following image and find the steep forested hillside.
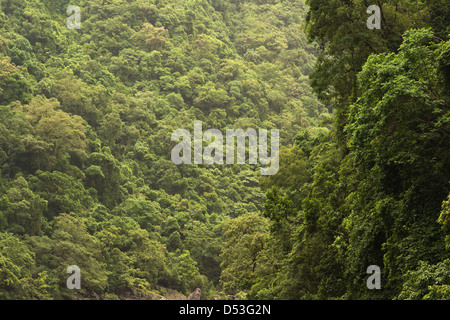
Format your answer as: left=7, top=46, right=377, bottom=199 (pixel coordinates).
left=0, top=0, right=327, bottom=299
left=0, top=0, right=449, bottom=300
left=252, top=0, right=450, bottom=300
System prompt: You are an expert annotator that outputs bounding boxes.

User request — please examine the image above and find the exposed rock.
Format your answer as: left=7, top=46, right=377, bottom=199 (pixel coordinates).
left=187, top=288, right=202, bottom=300
left=163, top=288, right=187, bottom=300
left=71, top=287, right=204, bottom=300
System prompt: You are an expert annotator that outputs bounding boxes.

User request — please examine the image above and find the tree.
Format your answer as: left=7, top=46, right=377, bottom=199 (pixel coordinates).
left=0, top=232, right=48, bottom=299
left=94, top=216, right=168, bottom=295
left=85, top=147, right=126, bottom=208
left=344, top=29, right=450, bottom=295
left=134, top=23, right=169, bottom=52
left=17, top=96, right=88, bottom=170
left=165, top=249, right=208, bottom=295
left=305, top=0, right=431, bottom=144
left=1, top=174, right=47, bottom=236
left=0, top=58, right=34, bottom=105
left=50, top=213, right=108, bottom=297
left=220, top=212, right=270, bottom=294
left=184, top=219, right=223, bottom=283
left=397, top=260, right=450, bottom=300
left=28, top=170, right=95, bottom=221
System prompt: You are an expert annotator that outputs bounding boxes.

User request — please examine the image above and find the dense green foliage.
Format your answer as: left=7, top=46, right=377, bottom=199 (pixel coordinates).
left=0, top=0, right=326, bottom=299
left=245, top=0, right=450, bottom=300
left=0, top=0, right=449, bottom=300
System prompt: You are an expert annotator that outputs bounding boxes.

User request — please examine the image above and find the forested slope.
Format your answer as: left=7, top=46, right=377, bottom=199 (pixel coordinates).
left=251, top=0, right=450, bottom=300
left=0, top=0, right=449, bottom=300
left=0, top=0, right=327, bottom=299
